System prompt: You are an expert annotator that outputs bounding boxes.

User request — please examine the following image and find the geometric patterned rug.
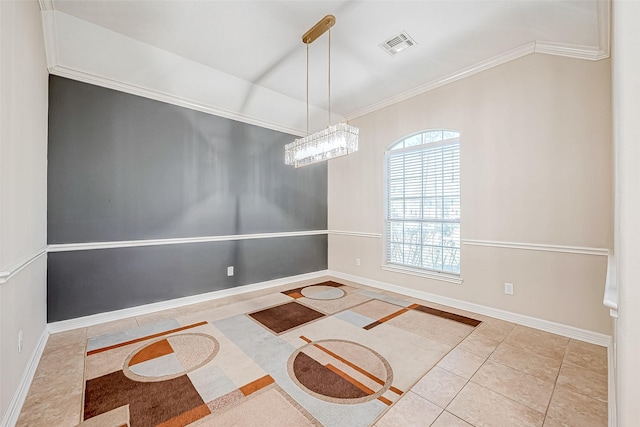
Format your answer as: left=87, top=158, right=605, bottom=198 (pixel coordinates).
left=80, top=281, right=481, bottom=427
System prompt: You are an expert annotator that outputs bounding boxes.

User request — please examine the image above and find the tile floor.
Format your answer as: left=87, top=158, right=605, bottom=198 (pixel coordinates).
left=16, top=277, right=608, bottom=427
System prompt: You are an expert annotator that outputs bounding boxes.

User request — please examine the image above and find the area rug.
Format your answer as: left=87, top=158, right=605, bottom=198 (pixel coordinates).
left=80, top=281, right=481, bottom=427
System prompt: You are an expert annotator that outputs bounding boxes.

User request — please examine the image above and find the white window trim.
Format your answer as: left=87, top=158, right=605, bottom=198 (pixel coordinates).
left=382, top=131, right=461, bottom=281
left=381, top=263, right=463, bottom=284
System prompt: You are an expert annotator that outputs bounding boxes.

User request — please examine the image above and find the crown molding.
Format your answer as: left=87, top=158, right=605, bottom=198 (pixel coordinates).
left=49, top=65, right=306, bottom=137
left=39, top=7, right=58, bottom=70
left=345, top=42, right=537, bottom=121
left=596, top=0, right=611, bottom=60
left=534, top=41, right=607, bottom=61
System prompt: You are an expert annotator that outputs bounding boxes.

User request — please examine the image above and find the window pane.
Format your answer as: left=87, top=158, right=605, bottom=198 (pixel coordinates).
left=422, top=246, right=443, bottom=270
left=403, top=222, right=421, bottom=244
left=443, top=130, right=460, bottom=140
left=424, top=131, right=443, bottom=143
left=423, top=197, right=442, bottom=219
left=403, top=244, right=422, bottom=267
left=405, top=198, right=421, bottom=219
left=389, top=179, right=404, bottom=198
left=389, top=199, right=404, bottom=219
left=404, top=134, right=422, bottom=148
left=405, top=176, right=422, bottom=198
left=389, top=243, right=403, bottom=263
left=388, top=221, right=404, bottom=243
left=422, top=222, right=442, bottom=246
left=443, top=223, right=460, bottom=249
left=443, top=197, right=460, bottom=219
left=442, top=246, right=460, bottom=272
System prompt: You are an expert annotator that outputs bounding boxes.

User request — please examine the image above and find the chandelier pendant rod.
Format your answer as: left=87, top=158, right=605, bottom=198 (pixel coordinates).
left=328, top=28, right=331, bottom=128
left=306, top=43, right=309, bottom=135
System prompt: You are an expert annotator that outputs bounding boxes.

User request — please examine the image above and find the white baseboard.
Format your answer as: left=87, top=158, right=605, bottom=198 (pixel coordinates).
left=1, top=329, right=49, bottom=427
left=47, top=270, right=330, bottom=333
left=328, top=270, right=612, bottom=347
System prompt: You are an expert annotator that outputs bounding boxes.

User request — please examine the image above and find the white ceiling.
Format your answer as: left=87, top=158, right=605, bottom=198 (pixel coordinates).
left=49, top=0, right=608, bottom=128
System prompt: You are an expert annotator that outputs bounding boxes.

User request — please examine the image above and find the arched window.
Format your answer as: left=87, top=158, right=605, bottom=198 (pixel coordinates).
left=384, top=130, right=460, bottom=275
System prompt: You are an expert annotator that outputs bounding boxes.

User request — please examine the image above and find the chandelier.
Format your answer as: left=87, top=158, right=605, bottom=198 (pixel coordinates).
left=285, top=15, right=359, bottom=168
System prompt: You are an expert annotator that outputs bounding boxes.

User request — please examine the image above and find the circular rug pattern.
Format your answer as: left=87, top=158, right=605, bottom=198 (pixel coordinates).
left=287, top=339, right=393, bottom=404
left=300, top=285, right=345, bottom=300
left=123, top=333, right=219, bottom=382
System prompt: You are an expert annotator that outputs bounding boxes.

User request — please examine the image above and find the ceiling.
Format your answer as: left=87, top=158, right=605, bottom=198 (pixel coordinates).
left=48, top=0, right=608, bottom=130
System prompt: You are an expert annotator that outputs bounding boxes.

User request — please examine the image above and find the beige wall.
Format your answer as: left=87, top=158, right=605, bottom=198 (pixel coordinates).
left=0, top=0, right=49, bottom=422
left=612, top=0, right=640, bottom=424
left=329, top=53, right=612, bottom=334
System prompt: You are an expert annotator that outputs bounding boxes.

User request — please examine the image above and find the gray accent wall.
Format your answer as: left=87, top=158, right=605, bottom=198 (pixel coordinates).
left=47, top=76, right=327, bottom=322
left=47, top=236, right=327, bottom=321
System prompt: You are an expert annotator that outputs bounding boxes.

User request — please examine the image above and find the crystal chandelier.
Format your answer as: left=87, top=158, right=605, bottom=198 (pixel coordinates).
left=285, top=15, right=359, bottom=168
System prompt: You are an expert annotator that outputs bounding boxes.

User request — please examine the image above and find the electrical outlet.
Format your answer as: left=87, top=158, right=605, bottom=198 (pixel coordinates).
left=18, top=329, right=23, bottom=353
left=504, top=282, right=514, bottom=295
left=227, top=266, right=234, bottom=277
left=355, top=258, right=361, bottom=266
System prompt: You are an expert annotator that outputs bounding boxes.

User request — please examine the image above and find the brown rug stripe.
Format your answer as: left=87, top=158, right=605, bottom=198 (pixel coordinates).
left=411, top=305, right=481, bottom=326
left=293, top=353, right=368, bottom=399
left=240, top=375, right=275, bottom=397
left=87, top=321, right=208, bottom=356
left=378, top=308, right=410, bottom=323
left=377, top=396, right=393, bottom=406
left=326, top=364, right=375, bottom=395
left=362, top=307, right=410, bottom=330
left=390, top=386, right=403, bottom=395
left=313, top=343, right=386, bottom=387
left=363, top=321, right=382, bottom=330
left=300, top=335, right=312, bottom=343
left=156, top=404, right=211, bottom=427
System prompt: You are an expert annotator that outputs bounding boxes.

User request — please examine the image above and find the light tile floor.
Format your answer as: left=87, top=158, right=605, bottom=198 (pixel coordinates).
left=17, top=277, right=608, bottom=427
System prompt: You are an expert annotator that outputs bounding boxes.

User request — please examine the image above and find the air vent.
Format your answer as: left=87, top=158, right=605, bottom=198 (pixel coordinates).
left=380, top=31, right=417, bottom=56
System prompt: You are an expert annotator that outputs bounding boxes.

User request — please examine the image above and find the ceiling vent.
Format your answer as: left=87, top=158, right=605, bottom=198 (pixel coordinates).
left=380, top=31, right=417, bottom=56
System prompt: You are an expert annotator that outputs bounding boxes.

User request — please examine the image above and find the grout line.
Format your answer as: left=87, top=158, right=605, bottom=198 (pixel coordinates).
left=441, top=324, right=513, bottom=423
left=543, top=347, right=568, bottom=421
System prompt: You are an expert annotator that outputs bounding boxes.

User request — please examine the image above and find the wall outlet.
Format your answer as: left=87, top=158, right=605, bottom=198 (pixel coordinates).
left=18, top=329, right=23, bottom=353
left=227, top=266, right=234, bottom=277
left=355, top=258, right=361, bottom=266
left=504, top=282, right=514, bottom=295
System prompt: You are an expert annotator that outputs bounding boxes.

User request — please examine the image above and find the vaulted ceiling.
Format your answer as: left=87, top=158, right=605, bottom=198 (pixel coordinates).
left=41, top=0, right=609, bottom=135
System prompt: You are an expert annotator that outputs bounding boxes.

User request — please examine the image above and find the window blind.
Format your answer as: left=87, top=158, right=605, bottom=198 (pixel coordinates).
left=385, top=131, right=460, bottom=274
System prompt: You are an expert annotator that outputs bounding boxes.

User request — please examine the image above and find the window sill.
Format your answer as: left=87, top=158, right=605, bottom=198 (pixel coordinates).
left=380, top=264, right=463, bottom=285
